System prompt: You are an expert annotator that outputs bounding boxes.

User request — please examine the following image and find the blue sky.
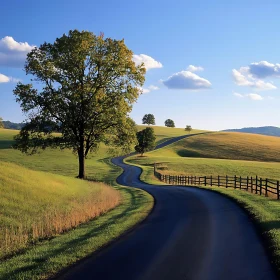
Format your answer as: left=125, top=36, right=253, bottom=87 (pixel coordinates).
left=1, top=0, right=280, bottom=130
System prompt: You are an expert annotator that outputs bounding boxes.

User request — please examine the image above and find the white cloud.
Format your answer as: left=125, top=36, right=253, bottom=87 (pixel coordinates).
left=233, top=92, right=263, bottom=101
left=247, top=93, right=263, bottom=100
left=249, top=61, right=280, bottom=78
left=0, top=36, right=35, bottom=67
left=163, top=70, right=211, bottom=90
left=233, top=92, right=244, bottom=98
left=0, top=73, right=10, bottom=83
left=148, top=85, right=159, bottom=90
left=187, top=65, right=204, bottom=72
left=232, top=67, right=276, bottom=90
left=138, top=84, right=160, bottom=94
left=133, top=54, right=163, bottom=70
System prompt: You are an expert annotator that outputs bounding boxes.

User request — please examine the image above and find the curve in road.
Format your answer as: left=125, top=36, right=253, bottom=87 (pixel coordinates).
left=58, top=134, right=277, bottom=280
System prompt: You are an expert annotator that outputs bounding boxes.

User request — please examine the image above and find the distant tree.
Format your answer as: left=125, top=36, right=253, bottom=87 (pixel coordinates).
left=0, top=117, right=4, bottom=128
left=142, top=114, right=155, bottom=125
left=165, top=119, right=175, bottom=128
left=185, top=125, right=192, bottom=134
left=13, top=30, right=145, bottom=179
left=135, top=127, right=156, bottom=156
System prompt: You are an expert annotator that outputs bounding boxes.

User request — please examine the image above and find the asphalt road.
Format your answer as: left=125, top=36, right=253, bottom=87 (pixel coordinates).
left=58, top=135, right=277, bottom=280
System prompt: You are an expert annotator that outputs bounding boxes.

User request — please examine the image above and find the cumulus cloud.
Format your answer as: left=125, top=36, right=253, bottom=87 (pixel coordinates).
left=187, top=65, right=204, bottom=72
left=249, top=61, right=280, bottom=78
left=232, top=67, right=276, bottom=90
left=163, top=70, right=211, bottom=90
left=0, top=36, right=35, bottom=67
left=0, top=73, right=10, bottom=83
left=138, top=84, right=160, bottom=94
left=233, top=92, right=263, bottom=101
left=133, top=54, right=163, bottom=70
left=233, top=92, right=244, bottom=98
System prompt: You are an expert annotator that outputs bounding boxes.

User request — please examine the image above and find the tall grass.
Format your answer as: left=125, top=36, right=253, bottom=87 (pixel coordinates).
left=0, top=161, right=120, bottom=259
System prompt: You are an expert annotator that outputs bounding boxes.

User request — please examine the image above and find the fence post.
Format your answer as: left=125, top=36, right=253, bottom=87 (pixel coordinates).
left=260, top=178, right=262, bottom=196
left=210, top=175, right=213, bottom=186
left=240, top=176, right=242, bottom=189
left=251, top=177, right=253, bottom=193
left=194, top=176, right=197, bottom=185
left=226, top=175, right=228, bottom=188
left=199, top=177, right=201, bottom=185
left=234, top=175, right=237, bottom=189
left=218, top=175, right=220, bottom=187
left=265, top=178, right=268, bottom=197
left=246, top=176, right=249, bottom=191
left=204, top=176, right=207, bottom=186
left=277, top=181, right=280, bottom=200
left=255, top=176, right=258, bottom=194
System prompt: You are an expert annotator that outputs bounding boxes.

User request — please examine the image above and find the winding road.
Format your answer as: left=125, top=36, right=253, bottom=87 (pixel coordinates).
left=59, top=135, right=277, bottom=280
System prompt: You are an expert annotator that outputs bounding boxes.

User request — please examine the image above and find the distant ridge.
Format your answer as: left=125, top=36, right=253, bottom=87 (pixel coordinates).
left=223, top=126, right=280, bottom=137
left=2, top=121, right=25, bottom=130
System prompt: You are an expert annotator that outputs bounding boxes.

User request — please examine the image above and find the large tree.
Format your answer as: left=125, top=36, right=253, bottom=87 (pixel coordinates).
left=0, top=117, right=4, bottom=128
left=13, top=30, right=145, bottom=179
left=165, top=119, right=175, bottom=128
left=135, top=127, right=156, bottom=156
left=142, top=114, right=155, bottom=125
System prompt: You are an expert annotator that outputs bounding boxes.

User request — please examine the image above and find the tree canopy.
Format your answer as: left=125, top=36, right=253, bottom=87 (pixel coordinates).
left=13, top=30, right=145, bottom=179
left=165, top=119, right=175, bottom=128
left=135, top=127, right=156, bottom=156
left=142, top=114, right=155, bottom=125
left=185, top=125, right=192, bottom=133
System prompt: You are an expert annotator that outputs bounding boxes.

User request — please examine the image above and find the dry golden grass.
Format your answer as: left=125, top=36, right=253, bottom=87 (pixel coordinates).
left=0, top=161, right=120, bottom=259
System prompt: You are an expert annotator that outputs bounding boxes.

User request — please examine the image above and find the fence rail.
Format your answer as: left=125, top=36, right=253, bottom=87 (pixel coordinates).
left=154, top=163, right=280, bottom=200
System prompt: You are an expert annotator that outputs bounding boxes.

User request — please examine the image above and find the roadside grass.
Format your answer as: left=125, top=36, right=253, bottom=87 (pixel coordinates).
left=150, top=131, right=280, bottom=162
left=0, top=161, right=121, bottom=259
left=0, top=186, right=153, bottom=280
left=126, top=156, right=280, bottom=181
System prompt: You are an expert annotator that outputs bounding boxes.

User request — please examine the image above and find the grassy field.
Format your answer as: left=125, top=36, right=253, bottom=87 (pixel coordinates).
left=0, top=185, right=153, bottom=280
left=150, top=132, right=280, bottom=162
left=137, top=125, right=206, bottom=144
left=0, top=161, right=120, bottom=259
left=127, top=131, right=280, bottom=182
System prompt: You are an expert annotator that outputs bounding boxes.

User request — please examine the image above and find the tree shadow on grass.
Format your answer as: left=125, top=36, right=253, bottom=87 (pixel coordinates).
left=261, top=220, right=280, bottom=231
left=0, top=140, right=15, bottom=149
left=1, top=187, right=146, bottom=279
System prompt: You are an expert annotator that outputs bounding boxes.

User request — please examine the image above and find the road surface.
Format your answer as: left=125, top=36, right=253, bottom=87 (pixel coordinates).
left=59, top=135, right=277, bottom=280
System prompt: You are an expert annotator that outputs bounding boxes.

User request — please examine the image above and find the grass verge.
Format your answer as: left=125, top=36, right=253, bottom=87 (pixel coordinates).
left=0, top=186, right=153, bottom=280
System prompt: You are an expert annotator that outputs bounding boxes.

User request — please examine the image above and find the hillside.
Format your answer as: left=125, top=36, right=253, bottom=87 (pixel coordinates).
left=0, top=161, right=120, bottom=258
left=224, top=126, right=280, bottom=137
left=2, top=121, right=25, bottom=130
left=149, top=132, right=280, bottom=162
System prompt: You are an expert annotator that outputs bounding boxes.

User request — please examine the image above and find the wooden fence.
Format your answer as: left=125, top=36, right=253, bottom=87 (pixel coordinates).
left=154, top=163, right=280, bottom=200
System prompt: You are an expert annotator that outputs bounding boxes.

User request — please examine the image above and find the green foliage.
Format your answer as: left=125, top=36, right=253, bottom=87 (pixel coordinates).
left=13, top=30, right=145, bottom=178
left=185, top=125, right=192, bottom=133
left=0, top=117, right=3, bottom=128
left=165, top=119, right=175, bottom=127
left=142, top=113, right=155, bottom=125
left=135, top=127, right=156, bottom=155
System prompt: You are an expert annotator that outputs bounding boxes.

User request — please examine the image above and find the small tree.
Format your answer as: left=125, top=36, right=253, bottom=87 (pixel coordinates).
left=185, top=125, right=192, bottom=134
left=142, top=114, right=155, bottom=125
left=135, top=127, right=156, bottom=156
left=0, top=117, right=3, bottom=128
left=165, top=119, right=175, bottom=128
left=13, top=30, right=145, bottom=179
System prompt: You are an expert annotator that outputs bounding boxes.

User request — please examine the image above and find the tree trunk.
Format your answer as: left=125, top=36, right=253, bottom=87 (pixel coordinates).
left=78, top=138, right=85, bottom=179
